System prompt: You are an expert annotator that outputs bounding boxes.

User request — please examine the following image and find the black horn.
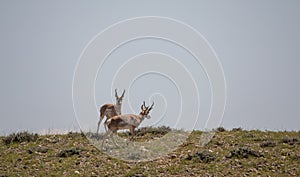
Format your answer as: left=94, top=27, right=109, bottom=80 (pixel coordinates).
left=141, top=101, right=146, bottom=110
left=121, top=89, right=125, bottom=98
left=115, top=89, right=118, bottom=98
left=149, top=102, right=154, bottom=111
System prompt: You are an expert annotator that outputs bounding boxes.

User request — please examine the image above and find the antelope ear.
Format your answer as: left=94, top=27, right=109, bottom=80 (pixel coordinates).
left=115, top=89, right=118, bottom=98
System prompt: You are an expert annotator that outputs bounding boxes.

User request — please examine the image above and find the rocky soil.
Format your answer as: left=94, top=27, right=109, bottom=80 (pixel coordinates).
left=0, top=127, right=299, bottom=176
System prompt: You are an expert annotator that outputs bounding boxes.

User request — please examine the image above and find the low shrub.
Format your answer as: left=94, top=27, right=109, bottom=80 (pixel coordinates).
left=3, top=131, right=38, bottom=145
left=185, top=150, right=216, bottom=163
left=227, top=147, right=264, bottom=158
left=135, top=126, right=171, bottom=136
left=216, top=127, right=226, bottom=132
left=280, top=137, right=298, bottom=145
left=260, top=141, right=277, bottom=147
left=58, top=147, right=81, bottom=157
left=232, top=127, right=243, bottom=132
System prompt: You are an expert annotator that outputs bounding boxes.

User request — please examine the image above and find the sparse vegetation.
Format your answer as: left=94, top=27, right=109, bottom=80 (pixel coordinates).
left=119, top=126, right=171, bottom=139
left=260, top=140, right=277, bottom=148
left=227, top=147, right=264, bottom=158
left=232, top=127, right=243, bottom=132
left=216, top=126, right=226, bottom=132
left=136, top=126, right=171, bottom=136
left=2, top=131, right=38, bottom=145
left=281, top=137, right=299, bottom=145
left=58, top=147, right=82, bottom=157
left=0, top=128, right=299, bottom=176
left=185, top=150, right=216, bottom=163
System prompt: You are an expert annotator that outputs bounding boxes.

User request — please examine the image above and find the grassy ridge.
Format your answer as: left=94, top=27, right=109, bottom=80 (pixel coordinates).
left=0, top=128, right=299, bottom=176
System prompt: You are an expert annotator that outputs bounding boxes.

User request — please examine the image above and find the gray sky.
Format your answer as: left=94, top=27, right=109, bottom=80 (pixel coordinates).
left=0, top=1, right=299, bottom=135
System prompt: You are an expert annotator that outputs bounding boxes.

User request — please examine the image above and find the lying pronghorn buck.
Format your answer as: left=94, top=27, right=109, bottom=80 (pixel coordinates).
left=97, top=89, right=125, bottom=134
left=102, top=101, right=154, bottom=147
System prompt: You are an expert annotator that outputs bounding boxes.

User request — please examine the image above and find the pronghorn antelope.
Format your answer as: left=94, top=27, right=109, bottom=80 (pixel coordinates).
left=97, top=89, right=125, bottom=134
left=102, top=101, right=154, bottom=147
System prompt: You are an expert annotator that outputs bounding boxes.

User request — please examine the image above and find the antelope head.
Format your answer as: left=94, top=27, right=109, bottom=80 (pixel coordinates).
left=140, top=101, right=154, bottom=119
left=115, top=89, right=125, bottom=105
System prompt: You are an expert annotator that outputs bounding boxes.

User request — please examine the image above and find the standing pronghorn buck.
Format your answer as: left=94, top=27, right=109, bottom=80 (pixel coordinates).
left=102, top=101, right=154, bottom=147
left=97, top=89, right=125, bottom=134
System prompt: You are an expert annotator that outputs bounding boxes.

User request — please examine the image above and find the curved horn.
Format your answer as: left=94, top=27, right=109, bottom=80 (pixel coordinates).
left=141, top=101, right=146, bottom=110
left=121, top=89, right=125, bottom=98
left=115, top=89, right=118, bottom=98
left=149, top=102, right=154, bottom=111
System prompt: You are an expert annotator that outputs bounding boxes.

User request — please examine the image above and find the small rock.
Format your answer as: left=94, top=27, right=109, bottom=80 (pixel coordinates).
left=170, top=154, right=177, bottom=159
left=140, top=146, right=148, bottom=152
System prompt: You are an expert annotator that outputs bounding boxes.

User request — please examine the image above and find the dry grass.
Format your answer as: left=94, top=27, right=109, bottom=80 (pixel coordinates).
left=0, top=128, right=299, bottom=176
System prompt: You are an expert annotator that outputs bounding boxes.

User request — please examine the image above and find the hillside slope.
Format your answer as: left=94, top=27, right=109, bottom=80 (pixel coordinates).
left=0, top=128, right=299, bottom=176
